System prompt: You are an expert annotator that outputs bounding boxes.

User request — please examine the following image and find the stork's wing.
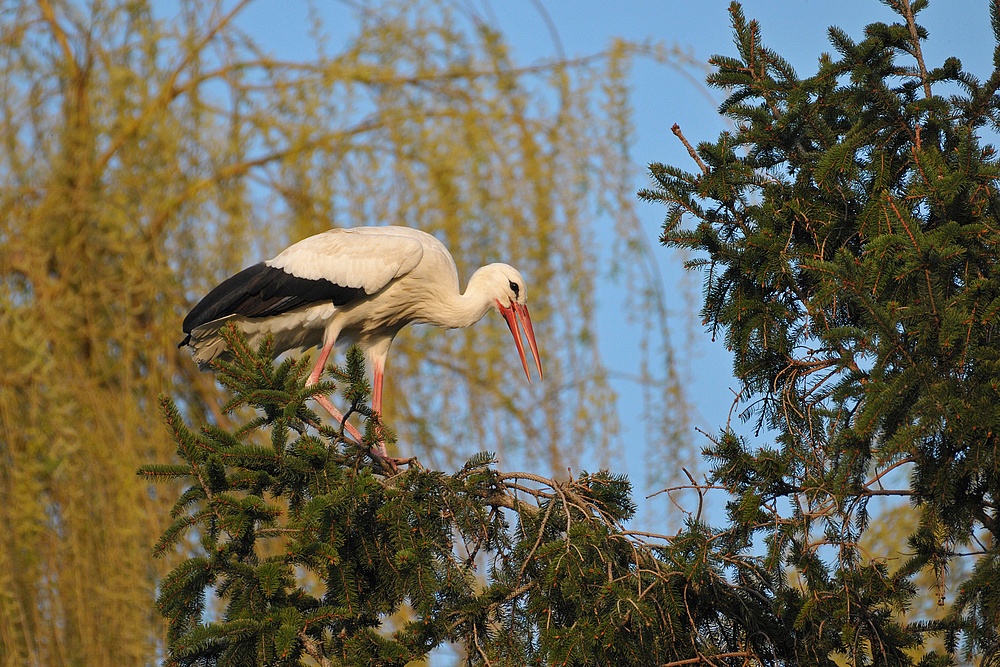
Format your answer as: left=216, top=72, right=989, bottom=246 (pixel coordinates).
left=267, top=227, right=425, bottom=292
left=181, top=229, right=424, bottom=335
left=181, top=263, right=367, bottom=335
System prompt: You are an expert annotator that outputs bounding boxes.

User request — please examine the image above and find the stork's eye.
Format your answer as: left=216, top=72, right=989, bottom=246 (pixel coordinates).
left=509, top=280, right=520, bottom=297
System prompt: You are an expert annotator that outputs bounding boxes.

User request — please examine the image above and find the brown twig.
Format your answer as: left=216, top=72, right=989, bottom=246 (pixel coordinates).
left=661, top=651, right=756, bottom=667
left=672, top=123, right=709, bottom=175
left=896, top=0, right=933, bottom=99
left=297, top=630, right=332, bottom=667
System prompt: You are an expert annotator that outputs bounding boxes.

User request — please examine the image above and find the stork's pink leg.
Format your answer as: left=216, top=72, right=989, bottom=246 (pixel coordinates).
left=371, top=359, right=388, bottom=458
left=372, top=361, right=384, bottom=416
left=307, top=340, right=335, bottom=386
left=305, top=342, right=396, bottom=470
left=305, top=340, right=365, bottom=443
left=312, top=394, right=365, bottom=442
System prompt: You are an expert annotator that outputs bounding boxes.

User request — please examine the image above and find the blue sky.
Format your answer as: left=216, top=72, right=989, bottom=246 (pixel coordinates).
left=236, top=0, right=997, bottom=507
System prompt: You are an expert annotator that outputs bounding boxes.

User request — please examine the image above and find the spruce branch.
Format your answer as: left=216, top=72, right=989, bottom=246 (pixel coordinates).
left=892, top=0, right=934, bottom=99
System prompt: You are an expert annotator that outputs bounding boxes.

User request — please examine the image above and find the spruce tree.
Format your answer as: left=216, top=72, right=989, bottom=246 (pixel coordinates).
left=642, top=1, right=1000, bottom=664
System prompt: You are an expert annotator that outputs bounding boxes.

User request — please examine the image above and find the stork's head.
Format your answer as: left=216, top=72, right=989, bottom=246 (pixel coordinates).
left=478, top=263, right=542, bottom=384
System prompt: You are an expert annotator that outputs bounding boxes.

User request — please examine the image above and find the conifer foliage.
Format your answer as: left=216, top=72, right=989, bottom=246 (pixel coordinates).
left=643, top=1, right=1000, bottom=664
left=145, top=326, right=777, bottom=666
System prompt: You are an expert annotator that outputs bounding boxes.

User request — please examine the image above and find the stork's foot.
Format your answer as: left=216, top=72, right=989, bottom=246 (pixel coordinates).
left=390, top=456, right=421, bottom=469
left=365, top=444, right=420, bottom=474
left=366, top=447, right=408, bottom=474
left=309, top=391, right=412, bottom=473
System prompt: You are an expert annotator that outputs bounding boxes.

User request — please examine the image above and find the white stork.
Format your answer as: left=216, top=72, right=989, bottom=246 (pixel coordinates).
left=179, top=226, right=542, bottom=457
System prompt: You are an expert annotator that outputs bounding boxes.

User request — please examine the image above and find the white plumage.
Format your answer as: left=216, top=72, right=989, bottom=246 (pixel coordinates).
left=267, top=228, right=424, bottom=290
left=181, top=226, right=542, bottom=456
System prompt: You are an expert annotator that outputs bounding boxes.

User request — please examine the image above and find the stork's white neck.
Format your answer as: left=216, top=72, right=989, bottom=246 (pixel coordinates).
left=421, top=265, right=501, bottom=330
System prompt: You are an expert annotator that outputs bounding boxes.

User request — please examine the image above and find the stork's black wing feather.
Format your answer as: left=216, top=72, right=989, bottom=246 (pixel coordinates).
left=182, top=262, right=366, bottom=334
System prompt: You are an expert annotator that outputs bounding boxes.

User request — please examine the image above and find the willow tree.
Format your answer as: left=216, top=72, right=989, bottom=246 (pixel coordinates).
left=0, top=0, right=684, bottom=664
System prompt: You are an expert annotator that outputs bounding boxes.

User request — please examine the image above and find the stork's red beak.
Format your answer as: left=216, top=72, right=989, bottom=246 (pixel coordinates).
left=497, top=300, right=543, bottom=383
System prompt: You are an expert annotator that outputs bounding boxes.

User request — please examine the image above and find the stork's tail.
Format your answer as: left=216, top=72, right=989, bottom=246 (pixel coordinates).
left=178, top=317, right=236, bottom=370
